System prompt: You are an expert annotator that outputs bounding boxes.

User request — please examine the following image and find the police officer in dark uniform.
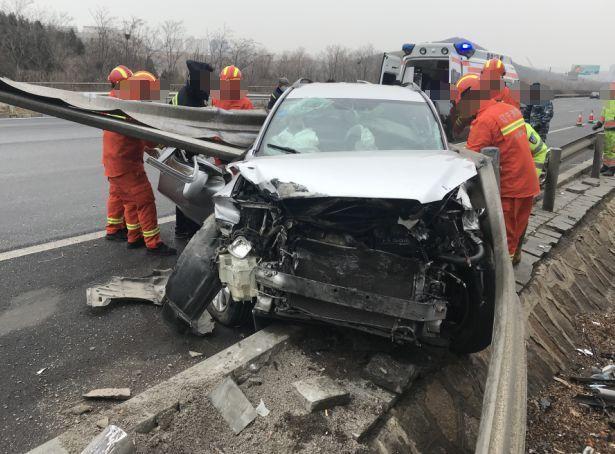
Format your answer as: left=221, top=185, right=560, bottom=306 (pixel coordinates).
left=170, top=60, right=214, bottom=239
left=521, top=82, right=554, bottom=142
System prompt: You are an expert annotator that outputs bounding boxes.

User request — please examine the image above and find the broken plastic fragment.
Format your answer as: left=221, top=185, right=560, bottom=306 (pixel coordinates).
left=575, top=348, right=593, bottom=356
left=255, top=399, right=270, bottom=417
left=36, top=368, right=47, bottom=375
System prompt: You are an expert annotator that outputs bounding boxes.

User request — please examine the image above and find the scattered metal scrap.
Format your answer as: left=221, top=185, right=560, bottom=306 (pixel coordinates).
left=86, top=269, right=172, bottom=308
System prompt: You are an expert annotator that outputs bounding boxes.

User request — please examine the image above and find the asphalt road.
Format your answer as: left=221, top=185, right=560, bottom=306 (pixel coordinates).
left=0, top=97, right=605, bottom=453
left=0, top=117, right=247, bottom=453
left=0, top=117, right=175, bottom=252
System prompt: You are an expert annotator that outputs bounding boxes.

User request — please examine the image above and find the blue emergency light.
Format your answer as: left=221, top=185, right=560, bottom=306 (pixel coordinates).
left=402, top=43, right=415, bottom=55
left=454, top=41, right=475, bottom=58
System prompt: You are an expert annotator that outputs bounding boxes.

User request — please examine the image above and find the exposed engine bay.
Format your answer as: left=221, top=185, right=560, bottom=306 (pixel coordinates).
left=215, top=175, right=494, bottom=353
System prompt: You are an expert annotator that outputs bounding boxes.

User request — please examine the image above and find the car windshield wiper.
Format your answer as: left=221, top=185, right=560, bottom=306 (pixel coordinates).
left=266, top=143, right=299, bottom=154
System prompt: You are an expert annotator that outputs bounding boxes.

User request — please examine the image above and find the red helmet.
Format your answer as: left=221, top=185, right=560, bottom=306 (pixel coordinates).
left=107, top=65, right=133, bottom=84
left=131, top=70, right=157, bottom=82
left=452, top=74, right=480, bottom=104
left=482, top=58, right=506, bottom=79
left=220, top=65, right=242, bottom=81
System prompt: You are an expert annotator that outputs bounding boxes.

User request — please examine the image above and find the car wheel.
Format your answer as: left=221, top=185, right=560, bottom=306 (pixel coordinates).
left=207, top=287, right=252, bottom=327
left=448, top=250, right=496, bottom=354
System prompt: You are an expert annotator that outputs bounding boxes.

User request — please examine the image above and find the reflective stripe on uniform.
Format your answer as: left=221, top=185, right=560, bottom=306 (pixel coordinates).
left=171, top=93, right=178, bottom=105
left=142, top=226, right=160, bottom=238
left=501, top=118, right=525, bottom=136
left=107, top=217, right=124, bottom=225
left=126, top=223, right=141, bottom=231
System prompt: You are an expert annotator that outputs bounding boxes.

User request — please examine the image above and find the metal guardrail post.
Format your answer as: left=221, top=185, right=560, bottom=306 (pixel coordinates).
left=591, top=132, right=605, bottom=178
left=480, top=147, right=501, bottom=190
left=542, top=147, right=562, bottom=212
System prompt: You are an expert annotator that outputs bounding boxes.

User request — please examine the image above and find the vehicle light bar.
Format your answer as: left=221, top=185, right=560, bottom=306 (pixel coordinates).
left=454, top=41, right=475, bottom=58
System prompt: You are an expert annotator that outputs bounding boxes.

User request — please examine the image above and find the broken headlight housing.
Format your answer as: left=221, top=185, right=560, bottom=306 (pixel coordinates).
left=228, top=236, right=253, bottom=259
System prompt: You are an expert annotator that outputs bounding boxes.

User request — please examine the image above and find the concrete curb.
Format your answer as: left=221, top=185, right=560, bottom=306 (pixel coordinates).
left=28, top=324, right=301, bottom=454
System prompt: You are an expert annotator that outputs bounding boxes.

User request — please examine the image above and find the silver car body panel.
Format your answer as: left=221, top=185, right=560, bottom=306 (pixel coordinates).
left=232, top=149, right=477, bottom=203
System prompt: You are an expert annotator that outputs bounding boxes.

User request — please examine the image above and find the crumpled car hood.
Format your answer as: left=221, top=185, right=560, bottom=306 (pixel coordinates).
left=234, top=150, right=477, bottom=203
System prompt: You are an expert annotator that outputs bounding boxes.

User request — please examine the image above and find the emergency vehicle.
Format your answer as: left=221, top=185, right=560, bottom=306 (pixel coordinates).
left=380, top=40, right=519, bottom=141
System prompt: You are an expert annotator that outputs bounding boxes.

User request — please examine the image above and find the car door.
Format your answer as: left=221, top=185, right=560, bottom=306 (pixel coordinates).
left=379, top=53, right=402, bottom=85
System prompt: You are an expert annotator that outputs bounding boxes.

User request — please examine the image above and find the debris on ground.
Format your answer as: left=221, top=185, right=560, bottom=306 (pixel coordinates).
left=134, top=330, right=428, bottom=453
left=362, top=353, right=419, bottom=394
left=96, top=416, right=110, bottom=428
left=188, top=351, right=203, bottom=358
left=208, top=376, right=257, bottom=435
left=526, top=311, right=615, bottom=453
left=86, top=269, right=172, bottom=307
left=36, top=367, right=47, bottom=375
left=83, top=388, right=131, bottom=400
left=255, top=399, right=270, bottom=417
left=68, top=403, right=92, bottom=415
left=81, top=424, right=134, bottom=454
left=293, top=376, right=350, bottom=412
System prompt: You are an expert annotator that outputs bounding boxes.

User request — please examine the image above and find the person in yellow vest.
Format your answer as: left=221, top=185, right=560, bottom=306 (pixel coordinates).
left=525, top=122, right=549, bottom=182
left=593, top=82, right=615, bottom=176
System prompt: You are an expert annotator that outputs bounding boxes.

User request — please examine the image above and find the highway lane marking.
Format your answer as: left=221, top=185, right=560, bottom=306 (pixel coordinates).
left=0, top=215, right=175, bottom=263
left=549, top=126, right=578, bottom=134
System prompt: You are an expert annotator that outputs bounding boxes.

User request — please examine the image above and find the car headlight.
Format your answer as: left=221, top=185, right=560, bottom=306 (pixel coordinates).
left=228, top=236, right=253, bottom=259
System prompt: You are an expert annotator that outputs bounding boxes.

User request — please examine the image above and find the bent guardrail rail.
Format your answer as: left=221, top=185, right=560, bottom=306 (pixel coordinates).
left=462, top=150, right=527, bottom=453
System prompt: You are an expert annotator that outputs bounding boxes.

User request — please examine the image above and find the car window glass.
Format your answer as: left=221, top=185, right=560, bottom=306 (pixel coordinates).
left=260, top=97, right=444, bottom=155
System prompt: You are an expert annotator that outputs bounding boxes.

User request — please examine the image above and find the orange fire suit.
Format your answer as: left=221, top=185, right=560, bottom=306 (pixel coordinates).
left=103, top=95, right=160, bottom=248
left=211, top=97, right=254, bottom=110
left=467, top=99, right=540, bottom=257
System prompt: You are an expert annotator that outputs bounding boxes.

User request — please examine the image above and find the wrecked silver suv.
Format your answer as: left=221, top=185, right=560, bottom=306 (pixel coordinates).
left=162, top=82, right=495, bottom=353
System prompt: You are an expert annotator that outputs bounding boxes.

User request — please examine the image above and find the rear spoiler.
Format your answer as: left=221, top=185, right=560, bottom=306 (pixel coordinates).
left=0, top=77, right=268, bottom=161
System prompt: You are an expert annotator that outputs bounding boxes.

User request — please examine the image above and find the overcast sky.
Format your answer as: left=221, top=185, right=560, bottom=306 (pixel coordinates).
left=24, top=0, right=615, bottom=73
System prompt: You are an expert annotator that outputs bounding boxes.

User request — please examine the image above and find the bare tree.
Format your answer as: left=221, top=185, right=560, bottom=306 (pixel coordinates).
left=207, top=26, right=232, bottom=72
left=87, top=8, right=119, bottom=77
left=158, top=20, right=186, bottom=81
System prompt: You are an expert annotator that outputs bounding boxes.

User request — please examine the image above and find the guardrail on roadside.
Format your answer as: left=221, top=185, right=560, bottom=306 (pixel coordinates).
left=541, top=131, right=601, bottom=211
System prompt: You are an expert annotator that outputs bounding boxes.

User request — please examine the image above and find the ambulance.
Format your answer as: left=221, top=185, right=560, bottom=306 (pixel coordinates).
left=380, top=40, right=520, bottom=141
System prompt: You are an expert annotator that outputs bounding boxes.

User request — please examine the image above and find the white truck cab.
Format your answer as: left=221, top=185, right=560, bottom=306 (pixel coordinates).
left=380, top=41, right=519, bottom=141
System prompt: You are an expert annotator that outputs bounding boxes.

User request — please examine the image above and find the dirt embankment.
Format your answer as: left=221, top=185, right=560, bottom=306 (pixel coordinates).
left=373, top=194, right=615, bottom=453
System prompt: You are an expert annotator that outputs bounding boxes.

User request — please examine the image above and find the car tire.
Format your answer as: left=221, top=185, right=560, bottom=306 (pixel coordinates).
left=207, top=287, right=253, bottom=327
left=448, top=252, right=496, bottom=355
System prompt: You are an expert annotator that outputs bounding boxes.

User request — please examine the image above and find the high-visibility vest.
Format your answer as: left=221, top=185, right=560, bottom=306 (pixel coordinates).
left=602, top=100, right=615, bottom=130
left=525, top=123, right=549, bottom=177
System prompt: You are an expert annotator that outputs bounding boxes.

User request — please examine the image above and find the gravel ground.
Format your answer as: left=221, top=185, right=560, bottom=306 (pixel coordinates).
left=133, top=328, right=437, bottom=453
left=526, top=311, right=615, bottom=453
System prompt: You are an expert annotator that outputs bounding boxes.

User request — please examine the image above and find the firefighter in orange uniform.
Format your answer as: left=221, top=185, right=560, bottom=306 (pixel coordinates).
left=211, top=65, right=254, bottom=110
left=456, top=75, right=540, bottom=262
left=103, top=68, right=176, bottom=255
left=481, top=58, right=520, bottom=108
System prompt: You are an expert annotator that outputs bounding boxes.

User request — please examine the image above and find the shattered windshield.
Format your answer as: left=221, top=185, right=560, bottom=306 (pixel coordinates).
left=259, top=97, right=444, bottom=155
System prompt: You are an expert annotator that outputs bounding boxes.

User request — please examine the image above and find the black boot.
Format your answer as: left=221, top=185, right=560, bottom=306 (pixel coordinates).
left=127, top=237, right=146, bottom=249
left=147, top=243, right=177, bottom=256
left=106, top=229, right=127, bottom=242
left=603, top=167, right=615, bottom=177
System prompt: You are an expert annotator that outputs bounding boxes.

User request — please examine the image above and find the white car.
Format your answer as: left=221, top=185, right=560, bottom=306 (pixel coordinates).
left=161, top=81, right=496, bottom=354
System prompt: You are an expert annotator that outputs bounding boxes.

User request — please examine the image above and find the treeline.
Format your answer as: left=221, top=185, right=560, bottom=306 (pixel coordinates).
left=0, top=10, right=84, bottom=80
left=0, top=2, right=382, bottom=87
